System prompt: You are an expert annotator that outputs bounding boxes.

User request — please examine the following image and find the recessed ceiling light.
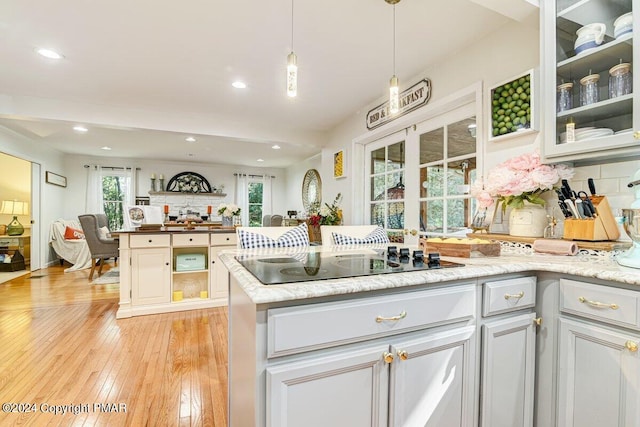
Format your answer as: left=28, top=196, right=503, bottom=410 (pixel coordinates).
left=185, top=136, right=196, bottom=142
left=257, top=159, right=264, bottom=162
left=232, top=81, right=247, bottom=89
left=36, top=48, right=64, bottom=60
left=73, top=126, right=88, bottom=132
left=272, top=145, right=281, bottom=150
left=101, top=146, right=112, bottom=151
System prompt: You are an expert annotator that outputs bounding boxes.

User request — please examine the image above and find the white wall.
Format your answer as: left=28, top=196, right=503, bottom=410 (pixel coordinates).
left=0, top=126, right=66, bottom=267
left=63, top=154, right=290, bottom=220
left=284, top=153, right=322, bottom=216
left=321, top=16, right=541, bottom=224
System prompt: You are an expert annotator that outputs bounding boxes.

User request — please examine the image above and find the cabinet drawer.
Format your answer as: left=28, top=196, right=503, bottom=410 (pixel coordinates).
left=210, top=233, right=237, bottom=246
left=560, top=279, right=640, bottom=330
left=129, top=234, right=170, bottom=248
left=173, top=233, right=209, bottom=247
left=0, top=238, right=19, bottom=247
left=482, top=276, right=536, bottom=317
left=267, top=284, right=476, bottom=357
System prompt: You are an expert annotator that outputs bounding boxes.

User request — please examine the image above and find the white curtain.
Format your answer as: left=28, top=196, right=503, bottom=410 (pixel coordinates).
left=123, top=166, right=136, bottom=205
left=85, top=165, right=104, bottom=213
left=262, top=174, right=273, bottom=215
left=235, top=173, right=249, bottom=226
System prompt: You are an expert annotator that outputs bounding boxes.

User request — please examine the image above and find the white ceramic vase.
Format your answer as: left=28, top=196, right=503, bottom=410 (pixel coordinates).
left=508, top=202, right=548, bottom=238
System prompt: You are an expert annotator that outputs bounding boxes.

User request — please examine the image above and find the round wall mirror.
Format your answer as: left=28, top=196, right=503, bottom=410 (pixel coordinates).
left=302, top=169, right=322, bottom=213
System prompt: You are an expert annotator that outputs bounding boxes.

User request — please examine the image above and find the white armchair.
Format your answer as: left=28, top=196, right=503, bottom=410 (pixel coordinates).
left=49, top=219, right=92, bottom=272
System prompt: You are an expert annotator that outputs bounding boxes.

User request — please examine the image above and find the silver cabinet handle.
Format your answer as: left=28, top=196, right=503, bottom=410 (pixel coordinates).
left=376, top=311, right=407, bottom=323
left=579, top=296, right=619, bottom=310
left=504, top=291, right=524, bottom=300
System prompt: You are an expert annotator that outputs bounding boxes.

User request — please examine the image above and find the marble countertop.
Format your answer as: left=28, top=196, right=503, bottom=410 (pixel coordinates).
left=219, top=244, right=640, bottom=305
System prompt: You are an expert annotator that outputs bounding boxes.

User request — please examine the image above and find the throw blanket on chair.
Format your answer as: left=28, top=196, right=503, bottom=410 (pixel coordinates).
left=49, top=219, right=92, bottom=272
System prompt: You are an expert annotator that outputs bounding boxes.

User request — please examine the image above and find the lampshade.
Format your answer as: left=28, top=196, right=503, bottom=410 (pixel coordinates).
left=0, top=200, right=29, bottom=216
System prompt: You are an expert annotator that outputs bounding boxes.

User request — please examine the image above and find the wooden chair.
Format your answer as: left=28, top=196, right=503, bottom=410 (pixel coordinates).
left=78, top=214, right=119, bottom=280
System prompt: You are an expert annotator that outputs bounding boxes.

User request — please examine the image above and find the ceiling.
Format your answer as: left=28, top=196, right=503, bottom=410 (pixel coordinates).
left=0, top=0, right=536, bottom=168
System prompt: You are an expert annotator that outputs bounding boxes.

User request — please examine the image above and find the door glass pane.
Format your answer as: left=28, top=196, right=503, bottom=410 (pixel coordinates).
left=447, top=157, right=476, bottom=196
left=388, top=202, right=404, bottom=229
left=388, top=142, right=405, bottom=170
left=426, top=200, right=444, bottom=233
left=371, top=203, right=385, bottom=227
left=420, top=128, right=444, bottom=164
left=419, top=201, right=428, bottom=232
left=420, top=165, right=444, bottom=198
left=447, top=117, right=477, bottom=157
left=447, top=198, right=467, bottom=234
left=371, top=176, right=386, bottom=202
left=387, top=172, right=405, bottom=199
left=388, top=231, right=404, bottom=244
left=371, top=147, right=386, bottom=174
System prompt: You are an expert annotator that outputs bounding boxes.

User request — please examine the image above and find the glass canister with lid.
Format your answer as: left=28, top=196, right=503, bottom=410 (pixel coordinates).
left=557, top=82, right=573, bottom=112
left=609, top=62, right=632, bottom=98
left=580, top=73, right=600, bottom=106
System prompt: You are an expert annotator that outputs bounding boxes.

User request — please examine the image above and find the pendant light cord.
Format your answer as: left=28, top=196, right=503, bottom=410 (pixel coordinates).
left=392, top=4, right=396, bottom=75
left=291, top=0, right=294, bottom=52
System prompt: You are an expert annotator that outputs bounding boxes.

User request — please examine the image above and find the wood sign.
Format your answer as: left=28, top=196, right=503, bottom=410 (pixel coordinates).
left=366, top=79, right=432, bottom=130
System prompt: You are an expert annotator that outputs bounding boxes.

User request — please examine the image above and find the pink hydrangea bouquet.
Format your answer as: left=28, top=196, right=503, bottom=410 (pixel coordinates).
left=471, top=151, right=573, bottom=211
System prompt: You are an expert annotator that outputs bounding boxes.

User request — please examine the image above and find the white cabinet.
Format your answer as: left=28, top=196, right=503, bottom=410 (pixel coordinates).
left=210, top=233, right=237, bottom=302
left=556, top=277, right=640, bottom=427
left=388, top=327, right=476, bottom=427
left=479, top=276, right=537, bottom=427
left=266, top=326, right=476, bottom=427
left=557, top=318, right=640, bottom=427
left=116, top=230, right=236, bottom=318
left=541, top=0, right=640, bottom=162
left=480, top=313, right=536, bottom=427
left=267, top=344, right=389, bottom=427
left=131, top=247, right=171, bottom=305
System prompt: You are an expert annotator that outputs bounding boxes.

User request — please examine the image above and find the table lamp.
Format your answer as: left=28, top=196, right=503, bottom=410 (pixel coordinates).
left=0, top=200, right=29, bottom=236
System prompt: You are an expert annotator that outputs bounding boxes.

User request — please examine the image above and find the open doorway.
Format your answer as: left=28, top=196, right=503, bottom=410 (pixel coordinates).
left=0, top=152, right=32, bottom=283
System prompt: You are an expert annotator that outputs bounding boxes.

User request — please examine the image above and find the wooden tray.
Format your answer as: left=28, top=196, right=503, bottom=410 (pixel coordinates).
left=419, top=238, right=501, bottom=258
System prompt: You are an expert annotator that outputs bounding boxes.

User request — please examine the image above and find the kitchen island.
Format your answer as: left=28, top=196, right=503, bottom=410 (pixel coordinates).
left=220, top=244, right=640, bottom=427
left=116, top=227, right=237, bottom=319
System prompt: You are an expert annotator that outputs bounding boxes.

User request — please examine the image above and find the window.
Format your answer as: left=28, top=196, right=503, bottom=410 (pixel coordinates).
left=248, top=181, right=263, bottom=227
left=419, top=116, right=477, bottom=236
left=102, top=171, right=133, bottom=230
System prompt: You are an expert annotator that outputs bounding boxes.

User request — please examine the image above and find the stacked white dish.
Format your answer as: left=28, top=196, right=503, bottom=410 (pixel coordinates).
left=559, top=127, right=613, bottom=143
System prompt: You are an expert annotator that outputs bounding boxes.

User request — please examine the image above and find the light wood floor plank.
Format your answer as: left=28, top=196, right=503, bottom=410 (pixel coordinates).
left=0, top=265, right=228, bottom=426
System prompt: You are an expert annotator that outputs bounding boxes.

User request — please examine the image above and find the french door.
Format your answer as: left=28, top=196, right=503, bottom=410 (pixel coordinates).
left=364, top=102, right=479, bottom=245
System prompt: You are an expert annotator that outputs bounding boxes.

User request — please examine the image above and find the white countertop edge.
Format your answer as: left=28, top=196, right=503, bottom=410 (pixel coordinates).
left=219, top=246, right=640, bottom=305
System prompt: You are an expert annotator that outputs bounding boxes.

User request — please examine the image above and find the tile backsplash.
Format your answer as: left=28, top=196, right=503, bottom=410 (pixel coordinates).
left=570, top=159, right=640, bottom=213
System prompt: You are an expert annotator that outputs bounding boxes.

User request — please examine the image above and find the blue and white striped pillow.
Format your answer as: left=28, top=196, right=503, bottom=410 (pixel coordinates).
left=239, top=223, right=310, bottom=249
left=331, top=227, right=390, bottom=245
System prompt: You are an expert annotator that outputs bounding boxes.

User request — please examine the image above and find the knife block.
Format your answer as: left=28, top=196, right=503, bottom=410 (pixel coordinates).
left=562, top=195, right=620, bottom=241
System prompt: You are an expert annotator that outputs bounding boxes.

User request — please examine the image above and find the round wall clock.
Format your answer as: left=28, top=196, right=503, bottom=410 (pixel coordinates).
left=302, top=169, right=322, bottom=213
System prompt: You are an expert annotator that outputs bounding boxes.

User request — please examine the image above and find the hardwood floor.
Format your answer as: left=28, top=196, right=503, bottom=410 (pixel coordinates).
left=0, top=264, right=228, bottom=426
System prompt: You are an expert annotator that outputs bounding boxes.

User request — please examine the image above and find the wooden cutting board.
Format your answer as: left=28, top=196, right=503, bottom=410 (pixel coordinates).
left=419, top=238, right=501, bottom=258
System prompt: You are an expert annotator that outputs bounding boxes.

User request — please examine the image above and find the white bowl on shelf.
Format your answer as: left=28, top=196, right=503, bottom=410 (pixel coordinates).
left=614, top=12, right=633, bottom=39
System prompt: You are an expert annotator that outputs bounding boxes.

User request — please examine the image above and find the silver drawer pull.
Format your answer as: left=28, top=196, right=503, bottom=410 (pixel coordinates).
left=504, top=291, right=524, bottom=300
left=376, top=311, right=407, bottom=323
left=579, top=296, right=619, bottom=310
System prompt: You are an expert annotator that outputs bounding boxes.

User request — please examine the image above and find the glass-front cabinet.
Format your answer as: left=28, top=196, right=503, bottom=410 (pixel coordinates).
left=542, top=0, right=640, bottom=162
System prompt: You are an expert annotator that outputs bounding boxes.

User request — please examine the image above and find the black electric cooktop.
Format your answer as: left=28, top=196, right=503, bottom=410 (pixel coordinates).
left=235, top=247, right=464, bottom=285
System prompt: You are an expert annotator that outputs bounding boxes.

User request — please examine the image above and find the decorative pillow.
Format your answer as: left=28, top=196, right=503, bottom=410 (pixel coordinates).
left=239, top=223, right=310, bottom=249
left=332, top=227, right=390, bottom=245
left=98, top=226, right=111, bottom=239
left=64, top=226, right=85, bottom=240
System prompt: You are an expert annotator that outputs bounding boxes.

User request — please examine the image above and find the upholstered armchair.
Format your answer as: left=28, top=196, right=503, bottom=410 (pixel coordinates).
left=78, top=214, right=119, bottom=280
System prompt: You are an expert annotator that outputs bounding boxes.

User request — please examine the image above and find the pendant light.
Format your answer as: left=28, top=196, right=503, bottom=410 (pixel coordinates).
left=386, top=0, right=400, bottom=114
left=287, top=0, right=298, bottom=97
